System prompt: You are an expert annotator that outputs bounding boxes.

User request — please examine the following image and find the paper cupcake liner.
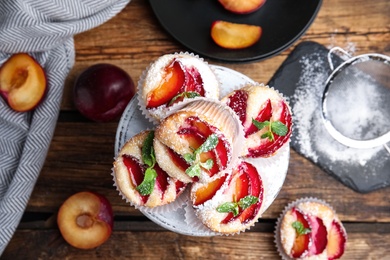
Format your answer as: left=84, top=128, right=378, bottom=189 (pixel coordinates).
left=274, top=197, right=346, bottom=260
left=137, top=52, right=220, bottom=124
left=184, top=199, right=220, bottom=236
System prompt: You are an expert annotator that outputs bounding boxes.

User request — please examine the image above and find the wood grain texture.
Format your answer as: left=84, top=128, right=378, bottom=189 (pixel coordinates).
left=3, top=0, right=390, bottom=258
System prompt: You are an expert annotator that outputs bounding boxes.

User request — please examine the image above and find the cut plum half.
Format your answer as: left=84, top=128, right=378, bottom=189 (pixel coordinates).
left=0, top=53, right=47, bottom=112
left=218, top=0, right=266, bottom=14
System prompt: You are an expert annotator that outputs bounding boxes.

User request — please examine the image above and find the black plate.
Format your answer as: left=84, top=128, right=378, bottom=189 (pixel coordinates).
left=149, top=0, right=322, bottom=63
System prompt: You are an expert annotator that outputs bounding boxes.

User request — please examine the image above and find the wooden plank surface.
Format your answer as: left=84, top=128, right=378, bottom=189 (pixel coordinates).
left=3, top=0, right=390, bottom=258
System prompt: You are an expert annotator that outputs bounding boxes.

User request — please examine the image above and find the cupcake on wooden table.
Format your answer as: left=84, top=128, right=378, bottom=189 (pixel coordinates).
left=139, top=53, right=220, bottom=122
left=275, top=198, right=347, bottom=260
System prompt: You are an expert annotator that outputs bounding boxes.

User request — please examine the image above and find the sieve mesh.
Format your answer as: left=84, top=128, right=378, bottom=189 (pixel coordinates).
left=322, top=47, right=390, bottom=151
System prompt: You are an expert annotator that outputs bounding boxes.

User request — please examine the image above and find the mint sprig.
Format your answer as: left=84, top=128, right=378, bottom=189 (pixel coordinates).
left=136, top=131, right=157, bottom=196
left=168, top=91, right=201, bottom=106
left=216, top=195, right=259, bottom=217
left=292, top=221, right=311, bottom=235
left=183, top=134, right=219, bottom=177
left=252, top=118, right=288, bottom=141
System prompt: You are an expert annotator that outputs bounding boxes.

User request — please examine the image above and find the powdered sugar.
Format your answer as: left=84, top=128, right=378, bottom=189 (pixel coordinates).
left=291, top=52, right=389, bottom=167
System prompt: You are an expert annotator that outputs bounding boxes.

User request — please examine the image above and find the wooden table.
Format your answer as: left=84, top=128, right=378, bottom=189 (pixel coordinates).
left=3, top=0, right=390, bottom=258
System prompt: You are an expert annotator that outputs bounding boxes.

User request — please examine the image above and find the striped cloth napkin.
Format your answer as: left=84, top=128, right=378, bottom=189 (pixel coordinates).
left=0, top=0, right=129, bottom=254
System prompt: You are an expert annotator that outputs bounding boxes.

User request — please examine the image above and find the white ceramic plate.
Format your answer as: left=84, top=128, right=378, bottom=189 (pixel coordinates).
left=115, top=65, right=289, bottom=236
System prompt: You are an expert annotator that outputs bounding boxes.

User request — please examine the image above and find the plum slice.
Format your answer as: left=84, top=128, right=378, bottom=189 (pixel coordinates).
left=211, top=20, right=262, bottom=49
left=193, top=174, right=228, bottom=206
left=218, top=0, right=266, bottom=14
left=327, top=220, right=347, bottom=260
left=146, top=60, right=186, bottom=108
left=290, top=208, right=311, bottom=258
left=306, top=214, right=328, bottom=256
left=146, top=59, right=206, bottom=108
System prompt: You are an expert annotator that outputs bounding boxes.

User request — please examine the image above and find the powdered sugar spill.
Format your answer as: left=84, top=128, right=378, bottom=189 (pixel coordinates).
left=291, top=52, right=388, bottom=167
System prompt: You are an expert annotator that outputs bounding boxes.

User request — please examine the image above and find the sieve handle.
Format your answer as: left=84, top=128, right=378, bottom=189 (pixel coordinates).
left=327, top=47, right=352, bottom=71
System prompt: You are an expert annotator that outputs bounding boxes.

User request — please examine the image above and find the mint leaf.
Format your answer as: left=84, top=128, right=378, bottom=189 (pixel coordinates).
left=292, top=221, right=311, bottom=235
left=216, top=202, right=239, bottom=216
left=253, top=118, right=288, bottom=142
left=142, top=131, right=155, bottom=167
left=169, top=91, right=201, bottom=106
left=238, top=195, right=259, bottom=210
left=185, top=163, right=202, bottom=177
left=261, top=131, right=274, bottom=141
left=252, top=119, right=270, bottom=130
left=200, top=158, right=214, bottom=170
left=183, top=134, right=219, bottom=177
left=271, top=121, right=288, bottom=136
left=197, top=134, right=219, bottom=154
left=217, top=195, right=259, bottom=217
left=183, top=153, right=195, bottom=164
left=136, top=168, right=157, bottom=195
left=137, top=131, right=158, bottom=195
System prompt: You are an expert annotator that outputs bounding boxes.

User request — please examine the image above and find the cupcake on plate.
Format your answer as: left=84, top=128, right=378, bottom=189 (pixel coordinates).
left=139, top=53, right=220, bottom=122
left=153, top=99, right=244, bottom=184
left=113, top=130, right=187, bottom=208
left=222, top=83, right=292, bottom=158
left=275, top=198, right=347, bottom=260
left=190, top=159, right=264, bottom=234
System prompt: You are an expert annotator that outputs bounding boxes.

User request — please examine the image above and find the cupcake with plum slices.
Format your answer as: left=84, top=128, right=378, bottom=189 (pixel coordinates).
left=275, top=198, right=347, bottom=260
left=190, top=159, right=264, bottom=234
left=139, top=53, right=220, bottom=122
left=113, top=130, right=187, bottom=208
left=222, top=83, right=292, bottom=158
left=153, top=99, right=244, bottom=184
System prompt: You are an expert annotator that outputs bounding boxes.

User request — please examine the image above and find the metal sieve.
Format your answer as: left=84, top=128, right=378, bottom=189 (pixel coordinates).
left=321, top=47, right=390, bottom=152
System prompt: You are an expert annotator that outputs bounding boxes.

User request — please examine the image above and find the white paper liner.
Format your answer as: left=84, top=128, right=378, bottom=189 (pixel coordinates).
left=184, top=198, right=220, bottom=236
left=137, top=52, right=220, bottom=124
left=274, top=197, right=345, bottom=260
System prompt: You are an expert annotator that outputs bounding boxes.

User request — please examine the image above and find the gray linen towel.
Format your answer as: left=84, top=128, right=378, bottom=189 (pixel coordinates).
left=0, top=0, right=130, bottom=254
